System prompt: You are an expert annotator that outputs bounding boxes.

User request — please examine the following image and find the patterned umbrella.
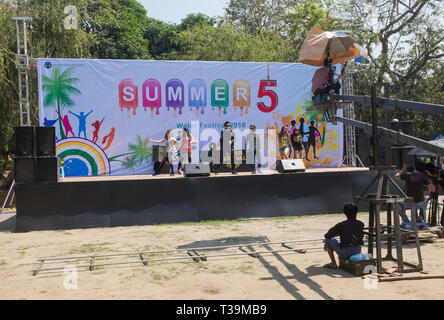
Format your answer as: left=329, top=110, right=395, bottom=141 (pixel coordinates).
left=298, top=28, right=361, bottom=66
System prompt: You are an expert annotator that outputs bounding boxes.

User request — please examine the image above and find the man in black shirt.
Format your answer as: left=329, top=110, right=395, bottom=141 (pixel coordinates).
left=246, top=124, right=262, bottom=174
left=323, top=202, right=364, bottom=269
left=395, top=163, right=435, bottom=223
left=219, top=121, right=236, bottom=174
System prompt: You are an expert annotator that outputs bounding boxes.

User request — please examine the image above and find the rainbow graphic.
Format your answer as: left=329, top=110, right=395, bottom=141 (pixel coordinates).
left=56, top=137, right=111, bottom=177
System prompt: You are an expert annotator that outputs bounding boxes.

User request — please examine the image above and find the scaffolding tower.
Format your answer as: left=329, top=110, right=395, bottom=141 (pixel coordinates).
left=342, top=61, right=364, bottom=167
left=12, top=16, right=32, bottom=126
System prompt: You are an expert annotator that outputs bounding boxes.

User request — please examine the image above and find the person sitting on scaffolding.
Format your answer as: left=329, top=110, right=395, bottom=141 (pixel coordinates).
left=311, top=58, right=345, bottom=105
left=323, top=202, right=364, bottom=269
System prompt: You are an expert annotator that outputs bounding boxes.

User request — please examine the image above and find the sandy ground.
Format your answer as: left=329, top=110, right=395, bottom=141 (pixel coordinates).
left=0, top=212, right=443, bottom=300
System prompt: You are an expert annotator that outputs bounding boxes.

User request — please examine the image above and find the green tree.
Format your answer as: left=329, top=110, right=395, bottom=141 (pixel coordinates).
left=178, top=13, right=217, bottom=30
left=144, top=13, right=218, bottom=60
left=336, top=0, right=444, bottom=139
left=85, top=0, right=151, bottom=59
left=144, top=18, right=178, bottom=59
left=172, top=23, right=297, bottom=62
left=42, top=67, right=81, bottom=139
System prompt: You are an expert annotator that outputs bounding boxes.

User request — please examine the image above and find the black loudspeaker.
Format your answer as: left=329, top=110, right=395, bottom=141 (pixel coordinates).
left=36, top=126, right=56, bottom=157
left=14, top=157, right=36, bottom=184
left=36, top=157, right=60, bottom=182
left=391, top=145, right=415, bottom=169
left=390, top=121, right=414, bottom=136
left=15, top=126, right=35, bottom=157
left=152, top=145, right=167, bottom=162
left=276, top=159, right=306, bottom=173
left=184, top=163, right=211, bottom=177
left=153, top=161, right=172, bottom=174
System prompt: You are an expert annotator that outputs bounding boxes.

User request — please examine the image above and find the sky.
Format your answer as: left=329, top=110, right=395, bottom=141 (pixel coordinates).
left=139, top=0, right=229, bottom=24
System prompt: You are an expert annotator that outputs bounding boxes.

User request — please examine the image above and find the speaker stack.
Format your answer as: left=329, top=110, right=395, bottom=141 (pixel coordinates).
left=14, top=126, right=59, bottom=184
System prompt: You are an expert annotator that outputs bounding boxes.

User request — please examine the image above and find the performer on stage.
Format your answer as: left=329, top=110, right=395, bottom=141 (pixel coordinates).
left=290, top=128, right=303, bottom=159
left=220, top=121, right=236, bottom=174
left=246, top=124, right=262, bottom=174
left=208, top=142, right=217, bottom=174
left=289, top=120, right=297, bottom=135
left=299, top=118, right=310, bottom=161
left=278, top=124, right=292, bottom=160
left=306, top=120, right=321, bottom=161
left=178, top=128, right=196, bottom=175
left=149, top=129, right=180, bottom=176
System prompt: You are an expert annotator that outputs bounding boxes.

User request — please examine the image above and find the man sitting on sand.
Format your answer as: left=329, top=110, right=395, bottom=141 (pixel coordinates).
left=323, top=202, right=364, bottom=269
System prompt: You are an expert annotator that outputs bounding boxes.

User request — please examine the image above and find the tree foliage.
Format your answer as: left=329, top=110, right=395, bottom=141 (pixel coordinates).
left=334, top=0, right=444, bottom=139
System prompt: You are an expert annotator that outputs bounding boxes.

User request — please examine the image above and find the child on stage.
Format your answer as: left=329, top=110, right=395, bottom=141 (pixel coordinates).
left=149, top=129, right=180, bottom=176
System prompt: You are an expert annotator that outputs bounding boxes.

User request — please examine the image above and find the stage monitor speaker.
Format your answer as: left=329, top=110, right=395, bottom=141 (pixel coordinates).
left=184, top=163, right=211, bottom=177
left=14, top=157, right=36, bottom=184
left=36, top=157, right=60, bottom=183
left=276, top=159, right=305, bottom=173
left=152, top=145, right=167, bottom=162
left=36, top=126, right=56, bottom=157
left=14, top=126, right=35, bottom=157
left=390, top=121, right=414, bottom=136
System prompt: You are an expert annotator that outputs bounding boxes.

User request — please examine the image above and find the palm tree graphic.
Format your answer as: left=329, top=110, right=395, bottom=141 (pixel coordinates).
left=109, top=135, right=153, bottom=171
left=42, top=67, right=81, bottom=139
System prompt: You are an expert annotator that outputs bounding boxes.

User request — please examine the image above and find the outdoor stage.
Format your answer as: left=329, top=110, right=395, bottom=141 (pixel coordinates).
left=14, top=167, right=396, bottom=232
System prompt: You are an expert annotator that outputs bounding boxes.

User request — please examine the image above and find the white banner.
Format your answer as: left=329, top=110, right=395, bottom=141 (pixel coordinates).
left=37, top=59, right=343, bottom=176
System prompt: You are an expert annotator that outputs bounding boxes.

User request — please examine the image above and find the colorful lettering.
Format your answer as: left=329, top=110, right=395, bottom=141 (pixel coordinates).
left=118, top=79, right=138, bottom=115
left=166, top=79, right=185, bottom=117
left=142, top=79, right=162, bottom=117
left=211, top=79, right=229, bottom=117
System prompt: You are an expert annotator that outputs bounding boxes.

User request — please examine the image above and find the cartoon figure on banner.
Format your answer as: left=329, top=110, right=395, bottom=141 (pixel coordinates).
left=233, top=80, right=250, bottom=117
left=142, top=79, right=162, bottom=118
left=55, top=110, right=76, bottom=138
left=211, top=79, right=229, bottom=117
left=118, top=79, right=138, bottom=117
left=69, top=110, right=93, bottom=138
left=188, top=79, right=207, bottom=118
left=91, top=117, right=105, bottom=143
left=43, top=117, right=59, bottom=140
left=102, top=127, right=115, bottom=151
left=166, top=79, right=185, bottom=118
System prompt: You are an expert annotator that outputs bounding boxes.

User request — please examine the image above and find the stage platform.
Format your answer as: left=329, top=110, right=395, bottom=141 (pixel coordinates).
left=15, top=167, right=389, bottom=232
